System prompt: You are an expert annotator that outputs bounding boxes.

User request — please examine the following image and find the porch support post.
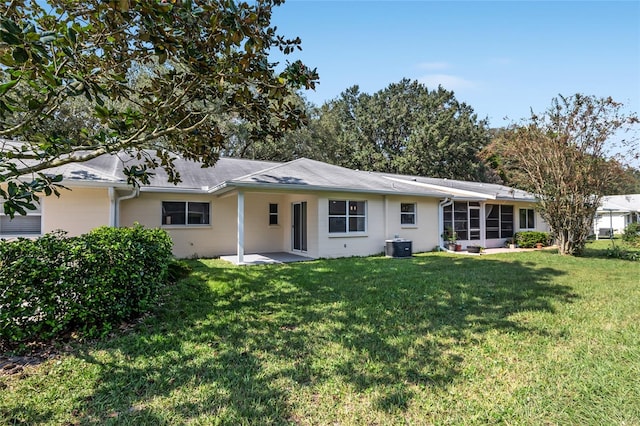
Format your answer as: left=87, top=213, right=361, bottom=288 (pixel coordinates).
left=237, top=190, right=245, bottom=264
left=480, top=202, right=486, bottom=248
left=383, top=195, right=388, bottom=239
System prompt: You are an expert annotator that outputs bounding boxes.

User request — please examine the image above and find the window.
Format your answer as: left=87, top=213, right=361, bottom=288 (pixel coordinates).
left=485, top=204, right=514, bottom=238
left=329, top=200, right=366, bottom=233
left=401, top=203, right=416, bottom=225
left=269, top=203, right=278, bottom=225
left=0, top=214, right=41, bottom=236
left=162, top=201, right=210, bottom=225
left=443, top=201, right=481, bottom=241
left=519, top=208, right=535, bottom=229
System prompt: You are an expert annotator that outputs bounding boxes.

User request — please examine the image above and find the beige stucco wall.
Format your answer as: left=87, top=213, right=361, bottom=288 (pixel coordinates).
left=316, top=193, right=381, bottom=259
left=42, top=186, right=111, bottom=236
left=385, top=196, right=440, bottom=253
left=315, top=194, right=441, bottom=258
left=119, top=190, right=320, bottom=259
left=243, top=192, right=287, bottom=254
left=119, top=191, right=225, bottom=259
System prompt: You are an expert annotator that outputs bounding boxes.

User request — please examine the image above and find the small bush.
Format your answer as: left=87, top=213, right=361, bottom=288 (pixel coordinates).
left=0, top=225, right=173, bottom=348
left=515, top=231, right=551, bottom=248
left=622, top=223, right=640, bottom=247
left=606, top=244, right=640, bottom=261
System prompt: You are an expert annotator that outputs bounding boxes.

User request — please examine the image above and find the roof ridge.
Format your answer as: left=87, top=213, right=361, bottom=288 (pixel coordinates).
left=226, top=158, right=292, bottom=182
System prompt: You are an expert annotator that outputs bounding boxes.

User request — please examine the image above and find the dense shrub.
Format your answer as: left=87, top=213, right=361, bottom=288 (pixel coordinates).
left=515, top=231, right=551, bottom=248
left=0, top=225, right=173, bottom=347
left=622, top=222, right=640, bottom=247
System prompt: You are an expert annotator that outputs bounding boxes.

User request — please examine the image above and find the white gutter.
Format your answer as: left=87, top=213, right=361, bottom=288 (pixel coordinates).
left=438, top=197, right=453, bottom=250
left=61, top=179, right=129, bottom=189
left=108, top=187, right=116, bottom=227
left=139, top=186, right=210, bottom=194
left=113, top=186, right=140, bottom=227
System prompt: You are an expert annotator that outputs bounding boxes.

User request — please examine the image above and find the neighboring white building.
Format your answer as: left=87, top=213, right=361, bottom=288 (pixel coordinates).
left=1, top=152, right=549, bottom=261
left=593, top=194, right=640, bottom=238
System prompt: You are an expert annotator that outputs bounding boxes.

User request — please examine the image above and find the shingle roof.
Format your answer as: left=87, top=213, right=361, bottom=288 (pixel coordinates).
left=375, top=172, right=536, bottom=201
left=598, top=194, right=640, bottom=212
left=2, top=140, right=535, bottom=200
left=219, top=158, right=456, bottom=197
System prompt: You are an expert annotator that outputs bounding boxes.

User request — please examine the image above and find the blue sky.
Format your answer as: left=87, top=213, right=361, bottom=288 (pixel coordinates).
left=271, top=1, right=640, bottom=129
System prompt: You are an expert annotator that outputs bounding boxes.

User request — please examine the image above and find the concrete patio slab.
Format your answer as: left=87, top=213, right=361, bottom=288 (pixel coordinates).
left=220, top=252, right=315, bottom=266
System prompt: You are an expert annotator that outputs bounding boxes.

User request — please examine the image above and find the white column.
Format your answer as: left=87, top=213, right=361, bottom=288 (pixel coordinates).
left=237, top=190, right=245, bottom=264
left=383, top=195, right=388, bottom=239
left=480, top=203, right=486, bottom=248
left=108, top=187, right=116, bottom=227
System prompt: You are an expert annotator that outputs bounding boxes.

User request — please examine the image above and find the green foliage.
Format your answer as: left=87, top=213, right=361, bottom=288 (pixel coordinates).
left=606, top=244, right=640, bottom=261
left=0, top=225, right=173, bottom=348
left=1, top=1, right=318, bottom=217
left=621, top=222, right=640, bottom=247
left=282, top=79, right=493, bottom=181
left=515, top=231, right=550, bottom=248
left=442, top=227, right=458, bottom=243
left=484, top=94, right=639, bottom=255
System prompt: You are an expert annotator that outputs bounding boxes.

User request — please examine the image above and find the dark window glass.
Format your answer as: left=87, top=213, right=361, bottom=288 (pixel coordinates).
left=349, top=201, right=365, bottom=215
left=162, top=201, right=186, bottom=225
left=329, top=200, right=346, bottom=215
left=349, top=217, right=366, bottom=232
left=269, top=203, right=278, bottom=225
left=163, top=201, right=210, bottom=225
left=329, top=217, right=347, bottom=233
left=188, top=202, right=210, bottom=224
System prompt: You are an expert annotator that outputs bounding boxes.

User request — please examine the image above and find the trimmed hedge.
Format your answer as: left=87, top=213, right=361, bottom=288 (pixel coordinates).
left=0, top=225, right=173, bottom=347
left=515, top=231, right=551, bottom=248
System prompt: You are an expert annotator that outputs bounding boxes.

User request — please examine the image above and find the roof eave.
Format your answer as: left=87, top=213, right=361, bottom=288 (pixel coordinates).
left=210, top=181, right=486, bottom=199
left=61, top=179, right=130, bottom=188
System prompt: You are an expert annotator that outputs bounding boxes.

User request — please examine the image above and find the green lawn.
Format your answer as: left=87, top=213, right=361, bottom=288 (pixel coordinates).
left=2, top=242, right=639, bottom=425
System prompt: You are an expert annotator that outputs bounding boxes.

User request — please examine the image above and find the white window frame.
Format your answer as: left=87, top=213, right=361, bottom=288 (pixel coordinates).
left=400, top=202, right=417, bottom=227
left=519, top=208, right=535, bottom=230
left=161, top=201, right=211, bottom=227
left=328, top=200, right=367, bottom=235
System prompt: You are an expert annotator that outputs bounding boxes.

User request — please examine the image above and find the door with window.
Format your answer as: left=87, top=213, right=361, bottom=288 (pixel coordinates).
left=292, top=202, right=307, bottom=252
left=469, top=203, right=481, bottom=240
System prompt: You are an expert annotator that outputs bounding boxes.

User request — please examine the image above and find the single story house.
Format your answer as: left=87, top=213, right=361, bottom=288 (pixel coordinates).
left=1, top=151, right=549, bottom=262
left=593, top=194, right=640, bottom=238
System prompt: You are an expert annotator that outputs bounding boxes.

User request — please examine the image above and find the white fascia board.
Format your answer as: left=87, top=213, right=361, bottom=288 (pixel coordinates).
left=139, top=186, right=211, bottom=194
left=61, top=179, right=130, bottom=188
left=382, top=176, right=494, bottom=200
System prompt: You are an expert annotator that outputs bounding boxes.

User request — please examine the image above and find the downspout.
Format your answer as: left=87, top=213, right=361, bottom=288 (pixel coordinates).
left=108, top=187, right=116, bottom=227
left=383, top=195, right=388, bottom=240
left=114, top=186, right=140, bottom=227
left=438, top=198, right=453, bottom=250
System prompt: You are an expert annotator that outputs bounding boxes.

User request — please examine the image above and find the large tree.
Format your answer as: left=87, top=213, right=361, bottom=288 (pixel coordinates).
left=0, top=0, right=318, bottom=216
left=220, top=93, right=330, bottom=161
left=318, top=79, right=492, bottom=180
left=485, top=94, right=639, bottom=255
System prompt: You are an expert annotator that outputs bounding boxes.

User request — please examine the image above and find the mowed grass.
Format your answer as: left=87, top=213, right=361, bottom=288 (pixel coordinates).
left=1, top=242, right=639, bottom=425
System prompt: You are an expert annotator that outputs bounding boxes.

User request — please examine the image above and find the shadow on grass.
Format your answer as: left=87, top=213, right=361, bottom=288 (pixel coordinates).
left=66, top=253, right=573, bottom=423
